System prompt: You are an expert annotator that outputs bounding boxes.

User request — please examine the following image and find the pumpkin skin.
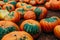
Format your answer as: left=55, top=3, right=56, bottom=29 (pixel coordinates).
left=20, top=19, right=41, bottom=38
left=40, top=16, right=60, bottom=33
left=4, top=11, right=20, bottom=22
left=54, top=25, right=60, bottom=39
left=15, top=8, right=26, bottom=18
left=24, top=11, right=36, bottom=20
left=2, top=31, right=33, bottom=40
left=3, top=4, right=15, bottom=12
left=16, top=2, right=27, bottom=8
left=0, top=21, right=19, bottom=39
left=36, top=0, right=44, bottom=4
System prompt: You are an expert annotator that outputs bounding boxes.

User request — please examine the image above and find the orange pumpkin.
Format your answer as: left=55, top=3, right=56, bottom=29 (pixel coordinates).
left=24, top=11, right=36, bottom=20
left=0, top=21, right=19, bottom=39
left=29, top=0, right=36, bottom=5
left=2, top=31, right=33, bottom=40
left=54, top=25, right=60, bottom=39
left=40, top=16, right=60, bottom=33
left=4, top=11, right=20, bottom=22
left=3, top=4, right=15, bottom=12
left=20, top=19, right=41, bottom=38
left=36, top=0, right=44, bottom=4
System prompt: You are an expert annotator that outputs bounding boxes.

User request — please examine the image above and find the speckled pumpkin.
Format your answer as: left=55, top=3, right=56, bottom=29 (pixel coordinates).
left=32, top=7, right=47, bottom=19
left=16, top=2, right=27, bottom=8
left=54, top=25, right=60, bottom=39
left=4, top=11, right=20, bottom=22
left=20, top=19, right=41, bottom=38
left=24, top=11, right=36, bottom=20
left=40, top=16, right=60, bottom=33
left=0, top=21, right=19, bottom=39
left=15, top=8, right=26, bottom=18
left=2, top=31, right=33, bottom=40
left=36, top=0, right=44, bottom=4
left=3, top=4, right=15, bottom=12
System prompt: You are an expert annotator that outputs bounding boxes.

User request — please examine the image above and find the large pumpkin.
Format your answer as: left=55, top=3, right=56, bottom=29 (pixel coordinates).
left=54, top=25, right=60, bottom=39
left=20, top=19, right=41, bottom=38
left=2, top=31, right=33, bottom=40
left=4, top=11, right=20, bottom=22
left=24, top=11, right=36, bottom=20
left=3, top=4, right=15, bottom=12
left=0, top=21, right=19, bottom=39
left=40, top=16, right=60, bottom=33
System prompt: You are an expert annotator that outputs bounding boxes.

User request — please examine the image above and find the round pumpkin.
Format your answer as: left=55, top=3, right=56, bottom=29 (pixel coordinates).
left=54, top=25, right=60, bottom=39
left=24, top=11, right=36, bottom=20
left=2, top=31, right=33, bottom=40
left=36, top=0, right=44, bottom=4
left=16, top=2, right=27, bottom=8
left=40, top=16, right=60, bottom=33
left=20, top=19, right=41, bottom=38
left=0, top=21, right=19, bottom=39
left=15, top=8, right=26, bottom=18
left=4, top=11, right=20, bottom=22
left=29, top=0, right=36, bottom=5
left=3, top=4, right=15, bottom=12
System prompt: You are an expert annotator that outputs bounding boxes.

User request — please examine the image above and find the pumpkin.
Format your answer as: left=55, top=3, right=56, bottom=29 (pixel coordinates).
left=36, top=0, right=44, bottom=4
left=15, top=8, right=26, bottom=18
left=24, top=11, right=36, bottom=20
left=24, top=4, right=33, bottom=11
left=32, top=7, right=47, bottom=19
left=40, top=16, right=60, bottom=33
left=0, top=1, right=5, bottom=6
left=54, top=25, right=60, bottom=39
left=16, top=2, right=27, bottom=8
left=0, top=21, right=19, bottom=39
left=7, top=1, right=17, bottom=6
left=29, top=0, right=36, bottom=5
left=4, top=11, right=20, bottom=22
left=2, top=31, right=33, bottom=40
left=3, top=4, right=15, bottom=12
left=20, top=19, right=41, bottom=38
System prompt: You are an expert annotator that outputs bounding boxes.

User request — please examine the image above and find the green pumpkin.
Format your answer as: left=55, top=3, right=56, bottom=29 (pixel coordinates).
left=17, top=8, right=25, bottom=15
left=34, top=7, right=42, bottom=16
left=45, top=17, right=57, bottom=22
left=9, top=1, right=17, bottom=6
left=6, top=6, right=12, bottom=11
left=24, top=23, right=39, bottom=35
left=0, top=26, right=17, bottom=39
left=3, top=0, right=8, bottom=3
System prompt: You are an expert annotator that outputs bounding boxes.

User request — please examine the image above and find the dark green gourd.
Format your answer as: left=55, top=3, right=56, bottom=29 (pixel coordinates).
left=34, top=7, right=42, bottom=16
left=24, top=23, right=39, bottom=35
left=9, top=1, right=17, bottom=6
left=45, top=17, right=57, bottom=22
left=0, top=26, right=17, bottom=39
left=6, top=6, right=12, bottom=11
left=3, top=0, right=8, bottom=3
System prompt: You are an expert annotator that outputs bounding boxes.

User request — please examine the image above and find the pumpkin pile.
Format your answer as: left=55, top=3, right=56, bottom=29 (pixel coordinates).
left=0, top=0, right=59, bottom=40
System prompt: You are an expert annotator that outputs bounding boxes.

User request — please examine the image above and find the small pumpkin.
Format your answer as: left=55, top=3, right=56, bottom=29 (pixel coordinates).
left=15, top=8, right=26, bottom=18
left=4, top=11, right=20, bottom=22
left=0, top=21, right=19, bottom=39
left=40, top=16, right=60, bottom=33
left=20, top=19, right=41, bottom=38
left=54, top=25, right=60, bottom=39
left=2, top=31, right=33, bottom=40
left=3, top=4, right=15, bottom=12
left=29, top=0, right=36, bottom=5
left=24, top=11, right=36, bottom=20
left=16, top=2, right=27, bottom=8
left=36, top=0, right=44, bottom=4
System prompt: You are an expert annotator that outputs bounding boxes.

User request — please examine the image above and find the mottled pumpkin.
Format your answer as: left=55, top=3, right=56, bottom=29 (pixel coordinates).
left=0, top=1, right=5, bottom=6
left=2, top=31, right=33, bottom=40
left=24, top=11, right=36, bottom=20
left=29, top=0, right=36, bottom=5
left=54, top=25, right=60, bottom=39
left=4, top=11, right=20, bottom=22
left=40, top=16, right=60, bottom=33
left=15, top=8, right=26, bottom=18
left=0, top=21, right=19, bottom=39
left=20, top=19, right=41, bottom=38
left=32, top=7, right=47, bottom=19
left=36, top=0, right=44, bottom=4
left=16, top=2, right=27, bottom=8
left=3, top=4, right=15, bottom=12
